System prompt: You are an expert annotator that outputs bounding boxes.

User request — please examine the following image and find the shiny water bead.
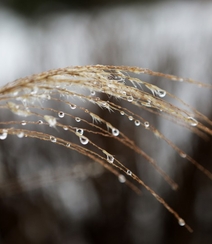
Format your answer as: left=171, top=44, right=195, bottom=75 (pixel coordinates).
left=112, top=128, right=119, bottom=136
left=134, top=120, right=140, bottom=126
left=187, top=117, right=198, bottom=126
left=179, top=152, right=187, bottom=158
left=70, top=104, right=76, bottom=109
left=0, top=130, right=8, bottom=140
left=58, top=111, right=65, bottom=118
left=157, top=89, right=166, bottom=98
left=106, top=154, right=114, bottom=164
left=21, top=120, right=26, bottom=125
left=178, top=218, right=185, bottom=226
left=127, top=96, right=133, bottom=102
left=17, top=132, right=24, bottom=138
left=79, top=136, right=89, bottom=145
left=76, top=128, right=84, bottom=135
left=127, top=170, right=132, bottom=176
left=144, top=121, right=150, bottom=128
left=103, top=150, right=114, bottom=164
left=50, top=136, right=57, bottom=143
left=118, top=174, right=126, bottom=183
left=75, top=117, right=81, bottom=122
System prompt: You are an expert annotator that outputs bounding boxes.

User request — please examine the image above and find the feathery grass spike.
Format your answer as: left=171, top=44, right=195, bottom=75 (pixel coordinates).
left=0, top=65, right=212, bottom=233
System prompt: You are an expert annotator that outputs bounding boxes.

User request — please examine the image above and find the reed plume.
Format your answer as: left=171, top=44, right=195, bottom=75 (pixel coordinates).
left=1, top=65, right=212, bottom=232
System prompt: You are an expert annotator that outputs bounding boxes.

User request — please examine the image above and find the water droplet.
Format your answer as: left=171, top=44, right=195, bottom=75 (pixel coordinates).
left=178, top=218, right=185, bottom=226
left=127, top=96, right=133, bottom=102
left=134, top=120, right=140, bottom=126
left=38, top=120, right=43, bottom=124
left=118, top=174, right=126, bottom=183
left=70, top=104, right=76, bottom=109
left=50, top=136, right=57, bottom=143
left=63, top=126, right=68, bottom=130
left=17, top=132, right=24, bottom=138
left=127, top=170, right=132, bottom=176
left=75, top=117, right=81, bottom=122
left=157, top=89, right=166, bottom=98
left=76, top=128, right=84, bottom=135
left=187, top=117, right=198, bottom=126
left=79, top=136, right=89, bottom=145
left=112, top=128, right=119, bottom=136
left=90, top=90, right=96, bottom=96
left=128, top=116, right=133, bottom=121
left=180, top=152, right=187, bottom=158
left=58, top=111, right=65, bottom=118
left=0, top=130, right=8, bottom=140
left=66, top=143, right=70, bottom=147
left=107, top=154, right=114, bottom=164
left=144, top=121, right=150, bottom=128
left=120, top=111, right=125, bottom=115
left=21, top=120, right=26, bottom=125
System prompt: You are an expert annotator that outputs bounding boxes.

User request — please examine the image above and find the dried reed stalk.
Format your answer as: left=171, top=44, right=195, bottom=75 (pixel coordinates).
left=1, top=65, right=212, bottom=232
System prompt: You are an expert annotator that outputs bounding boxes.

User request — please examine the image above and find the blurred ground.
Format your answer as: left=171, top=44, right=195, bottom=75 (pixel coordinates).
left=0, top=1, right=212, bottom=244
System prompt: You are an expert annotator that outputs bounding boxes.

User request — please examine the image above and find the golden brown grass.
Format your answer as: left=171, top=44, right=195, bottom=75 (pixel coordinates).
left=0, top=65, right=212, bottom=232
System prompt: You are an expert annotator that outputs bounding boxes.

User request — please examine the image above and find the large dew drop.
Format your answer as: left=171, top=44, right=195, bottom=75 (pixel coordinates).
left=157, top=89, right=166, bottom=98
left=187, top=117, right=198, bottom=126
left=118, top=174, right=126, bottom=183
left=127, top=170, right=132, bottom=176
left=75, top=117, right=81, bottom=122
left=17, top=132, right=24, bottom=138
left=50, top=136, right=57, bottom=143
left=76, top=128, right=84, bottom=135
left=134, top=120, right=140, bottom=126
left=112, top=128, right=119, bottom=136
left=70, top=104, right=76, bottom=109
left=144, top=121, right=150, bottom=128
left=178, top=218, right=185, bottom=226
left=58, top=111, right=65, bottom=118
left=0, top=130, right=8, bottom=140
left=79, top=136, right=89, bottom=145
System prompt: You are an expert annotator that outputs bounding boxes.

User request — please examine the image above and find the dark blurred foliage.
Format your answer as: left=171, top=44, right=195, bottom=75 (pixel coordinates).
left=1, top=0, right=159, bottom=17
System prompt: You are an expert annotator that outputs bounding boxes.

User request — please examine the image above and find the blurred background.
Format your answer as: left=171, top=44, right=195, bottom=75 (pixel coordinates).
left=0, top=0, right=212, bottom=243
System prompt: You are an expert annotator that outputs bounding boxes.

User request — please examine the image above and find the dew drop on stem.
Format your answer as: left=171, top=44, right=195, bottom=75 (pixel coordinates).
left=58, top=111, right=65, bottom=118
left=0, top=130, right=8, bottom=140
left=178, top=218, right=185, bottom=226
left=118, top=174, right=126, bottom=183
left=70, top=104, right=76, bottom=109
left=17, top=132, right=24, bottom=138
left=50, top=136, right=57, bottom=143
left=76, top=128, right=84, bottom=135
left=112, top=128, right=119, bottom=136
left=79, top=136, right=89, bottom=145
left=75, top=117, right=81, bottom=122
left=21, top=120, right=26, bottom=125
left=134, top=120, right=140, bottom=126
left=127, top=170, right=132, bottom=176
left=187, top=117, right=198, bottom=126
left=144, top=121, right=150, bottom=128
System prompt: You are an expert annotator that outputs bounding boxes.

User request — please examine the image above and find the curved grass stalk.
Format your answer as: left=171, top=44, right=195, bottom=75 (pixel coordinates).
left=0, top=65, right=212, bottom=232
